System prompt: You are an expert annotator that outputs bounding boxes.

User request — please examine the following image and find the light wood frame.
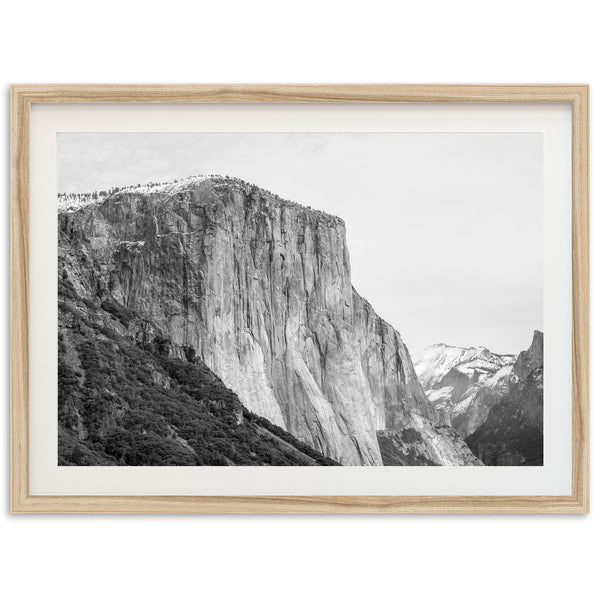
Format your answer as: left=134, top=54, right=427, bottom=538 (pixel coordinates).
left=11, top=84, right=589, bottom=513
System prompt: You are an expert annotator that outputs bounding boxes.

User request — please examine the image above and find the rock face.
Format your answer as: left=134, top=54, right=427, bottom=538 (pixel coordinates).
left=57, top=278, right=338, bottom=466
left=59, top=175, right=481, bottom=466
left=466, top=331, right=544, bottom=466
left=413, top=344, right=516, bottom=437
left=513, top=330, right=544, bottom=381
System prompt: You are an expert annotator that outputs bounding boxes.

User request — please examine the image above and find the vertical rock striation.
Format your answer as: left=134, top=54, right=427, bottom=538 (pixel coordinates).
left=59, top=175, right=480, bottom=466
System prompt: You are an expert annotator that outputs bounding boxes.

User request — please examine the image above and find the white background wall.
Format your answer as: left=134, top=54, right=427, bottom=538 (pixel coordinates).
left=1, top=1, right=596, bottom=599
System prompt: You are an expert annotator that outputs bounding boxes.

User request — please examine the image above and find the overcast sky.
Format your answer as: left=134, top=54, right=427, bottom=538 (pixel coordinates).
left=58, top=132, right=542, bottom=355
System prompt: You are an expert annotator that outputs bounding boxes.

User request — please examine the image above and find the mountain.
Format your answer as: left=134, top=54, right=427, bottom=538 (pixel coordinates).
left=58, top=174, right=481, bottom=466
left=466, top=331, right=544, bottom=465
left=413, top=332, right=544, bottom=466
left=413, top=344, right=516, bottom=437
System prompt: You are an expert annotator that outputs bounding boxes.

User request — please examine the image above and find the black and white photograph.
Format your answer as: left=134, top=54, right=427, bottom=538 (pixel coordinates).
left=4, top=0, right=598, bottom=595
left=57, top=132, right=544, bottom=467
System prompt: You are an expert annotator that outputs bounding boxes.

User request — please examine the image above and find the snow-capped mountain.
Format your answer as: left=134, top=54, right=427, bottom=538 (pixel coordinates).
left=413, top=343, right=516, bottom=437
left=413, top=333, right=544, bottom=466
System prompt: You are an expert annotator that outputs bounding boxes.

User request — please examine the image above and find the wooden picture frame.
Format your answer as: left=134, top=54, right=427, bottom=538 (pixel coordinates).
left=11, top=84, right=589, bottom=513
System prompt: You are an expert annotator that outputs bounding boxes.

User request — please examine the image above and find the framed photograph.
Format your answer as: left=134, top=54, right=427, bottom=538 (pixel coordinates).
left=11, top=85, right=589, bottom=513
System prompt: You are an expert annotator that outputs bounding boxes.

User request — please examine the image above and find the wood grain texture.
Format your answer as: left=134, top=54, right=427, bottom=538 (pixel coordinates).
left=9, top=494, right=590, bottom=514
left=570, top=86, right=590, bottom=513
left=8, top=83, right=590, bottom=104
left=10, top=84, right=590, bottom=513
left=11, top=85, right=30, bottom=513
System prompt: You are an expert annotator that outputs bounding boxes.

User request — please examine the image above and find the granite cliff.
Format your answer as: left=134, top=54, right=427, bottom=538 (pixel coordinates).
left=58, top=283, right=337, bottom=466
left=58, top=175, right=480, bottom=466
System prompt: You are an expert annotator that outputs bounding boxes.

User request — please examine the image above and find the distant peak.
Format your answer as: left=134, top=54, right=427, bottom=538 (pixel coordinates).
left=528, top=330, right=544, bottom=353
left=427, top=342, right=469, bottom=351
left=419, top=342, right=516, bottom=361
